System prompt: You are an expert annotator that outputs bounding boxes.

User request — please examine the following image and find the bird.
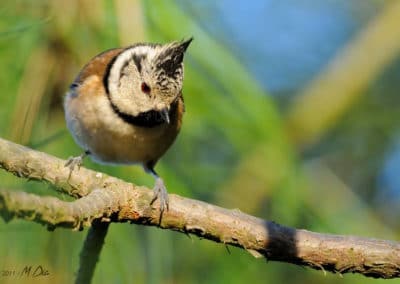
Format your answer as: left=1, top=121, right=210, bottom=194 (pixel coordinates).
left=64, top=38, right=192, bottom=214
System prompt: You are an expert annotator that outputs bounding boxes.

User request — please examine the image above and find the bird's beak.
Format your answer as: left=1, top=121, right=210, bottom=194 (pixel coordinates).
left=160, top=108, right=170, bottom=124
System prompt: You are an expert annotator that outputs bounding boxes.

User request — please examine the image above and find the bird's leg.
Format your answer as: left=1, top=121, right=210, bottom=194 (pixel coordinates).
left=65, top=150, right=90, bottom=172
left=144, top=163, right=169, bottom=214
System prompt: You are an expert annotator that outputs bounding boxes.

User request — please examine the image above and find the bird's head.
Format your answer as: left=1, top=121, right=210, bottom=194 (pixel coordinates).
left=106, top=38, right=192, bottom=123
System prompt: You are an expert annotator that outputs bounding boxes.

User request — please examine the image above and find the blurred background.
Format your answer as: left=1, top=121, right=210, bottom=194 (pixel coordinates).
left=0, top=0, right=399, bottom=283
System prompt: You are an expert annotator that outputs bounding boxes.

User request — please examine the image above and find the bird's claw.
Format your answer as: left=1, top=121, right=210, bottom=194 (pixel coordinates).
left=65, top=155, right=84, bottom=172
left=150, top=177, right=169, bottom=214
left=65, top=151, right=89, bottom=173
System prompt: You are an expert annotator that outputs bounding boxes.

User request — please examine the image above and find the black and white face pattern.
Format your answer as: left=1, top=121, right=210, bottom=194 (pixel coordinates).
left=106, top=39, right=192, bottom=118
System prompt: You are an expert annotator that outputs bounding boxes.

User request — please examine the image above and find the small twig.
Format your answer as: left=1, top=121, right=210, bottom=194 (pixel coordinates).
left=76, top=221, right=110, bottom=284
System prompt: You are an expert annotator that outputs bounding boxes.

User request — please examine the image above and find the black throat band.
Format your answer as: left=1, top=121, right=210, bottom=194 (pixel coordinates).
left=108, top=100, right=173, bottom=128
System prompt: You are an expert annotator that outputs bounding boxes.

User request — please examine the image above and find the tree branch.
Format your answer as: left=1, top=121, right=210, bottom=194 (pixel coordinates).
left=0, top=137, right=399, bottom=279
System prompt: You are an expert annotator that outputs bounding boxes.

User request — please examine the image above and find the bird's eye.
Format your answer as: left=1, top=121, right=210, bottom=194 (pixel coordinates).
left=141, top=82, right=151, bottom=95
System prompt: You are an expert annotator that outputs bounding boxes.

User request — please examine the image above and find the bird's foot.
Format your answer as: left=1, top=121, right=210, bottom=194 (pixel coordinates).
left=65, top=156, right=84, bottom=171
left=150, top=177, right=169, bottom=214
left=65, top=151, right=89, bottom=172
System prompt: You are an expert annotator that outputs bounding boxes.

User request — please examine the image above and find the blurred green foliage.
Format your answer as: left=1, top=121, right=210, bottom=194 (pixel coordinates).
left=0, top=1, right=399, bottom=283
